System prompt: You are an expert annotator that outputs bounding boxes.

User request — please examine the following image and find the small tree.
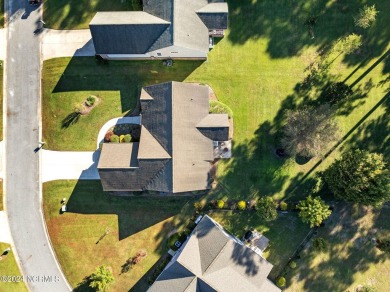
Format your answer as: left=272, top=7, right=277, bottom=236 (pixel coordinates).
left=256, top=197, right=277, bottom=221
left=323, top=150, right=390, bottom=206
left=377, top=239, right=390, bottom=254
left=354, top=5, right=378, bottom=29
left=89, top=265, right=114, bottom=292
left=312, top=237, right=328, bottom=252
left=334, top=34, right=363, bottom=55
left=281, top=104, right=339, bottom=158
left=322, top=82, right=353, bottom=104
left=297, top=196, right=332, bottom=227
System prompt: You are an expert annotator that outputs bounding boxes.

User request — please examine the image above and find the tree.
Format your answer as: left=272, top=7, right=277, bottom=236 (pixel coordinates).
left=297, top=196, right=332, bottom=227
left=322, top=82, right=353, bottom=104
left=256, top=196, right=277, bottom=221
left=333, top=34, right=362, bottom=55
left=323, top=150, right=390, bottom=206
left=377, top=239, right=390, bottom=254
left=281, top=104, right=339, bottom=158
left=355, top=5, right=378, bottom=29
left=89, top=265, right=114, bottom=292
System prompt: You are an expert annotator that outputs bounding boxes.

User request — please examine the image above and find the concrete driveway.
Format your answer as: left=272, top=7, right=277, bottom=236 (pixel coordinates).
left=42, top=150, right=100, bottom=182
left=41, top=29, right=95, bottom=60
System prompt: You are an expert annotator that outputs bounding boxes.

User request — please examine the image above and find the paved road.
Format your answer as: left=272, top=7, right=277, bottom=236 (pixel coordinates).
left=5, top=1, right=70, bottom=291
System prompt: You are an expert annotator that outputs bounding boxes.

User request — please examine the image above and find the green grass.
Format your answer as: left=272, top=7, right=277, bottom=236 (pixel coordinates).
left=43, top=0, right=142, bottom=29
left=208, top=210, right=310, bottom=280
left=42, top=58, right=202, bottom=150
left=0, top=0, right=4, bottom=29
left=0, top=243, right=28, bottom=292
left=43, top=180, right=196, bottom=291
left=285, top=203, right=390, bottom=291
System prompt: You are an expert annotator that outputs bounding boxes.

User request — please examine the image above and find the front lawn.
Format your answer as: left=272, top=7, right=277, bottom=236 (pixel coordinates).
left=285, top=203, right=390, bottom=291
left=43, top=0, right=142, bottom=29
left=43, top=180, right=196, bottom=291
left=209, top=210, right=310, bottom=279
left=0, top=242, right=28, bottom=292
left=42, top=58, right=202, bottom=150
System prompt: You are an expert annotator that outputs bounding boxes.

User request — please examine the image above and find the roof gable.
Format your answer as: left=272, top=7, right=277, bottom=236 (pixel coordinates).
left=138, top=126, right=171, bottom=159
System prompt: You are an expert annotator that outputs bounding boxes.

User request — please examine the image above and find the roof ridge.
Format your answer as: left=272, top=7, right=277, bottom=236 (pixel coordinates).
left=170, top=82, right=176, bottom=192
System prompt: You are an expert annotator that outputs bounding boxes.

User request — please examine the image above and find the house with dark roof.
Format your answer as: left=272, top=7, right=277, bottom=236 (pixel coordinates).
left=148, top=215, right=281, bottom=292
left=89, top=0, right=228, bottom=60
left=98, top=82, right=230, bottom=193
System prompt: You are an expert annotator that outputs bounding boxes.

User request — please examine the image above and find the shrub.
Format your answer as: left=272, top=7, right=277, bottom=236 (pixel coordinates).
left=237, top=201, right=246, bottom=210
left=256, top=196, right=278, bottom=221
left=297, top=196, right=332, bottom=227
left=359, top=285, right=378, bottom=292
left=216, top=200, right=225, bottom=209
left=123, top=134, right=132, bottom=143
left=209, top=100, right=233, bottom=118
left=312, top=237, right=328, bottom=252
left=110, top=134, right=120, bottom=143
left=86, top=95, right=96, bottom=107
left=289, top=261, right=297, bottom=269
left=377, top=239, right=390, bottom=254
left=119, top=135, right=125, bottom=143
left=194, top=201, right=203, bottom=212
left=104, top=131, right=114, bottom=142
left=276, top=277, right=286, bottom=287
left=280, top=201, right=288, bottom=211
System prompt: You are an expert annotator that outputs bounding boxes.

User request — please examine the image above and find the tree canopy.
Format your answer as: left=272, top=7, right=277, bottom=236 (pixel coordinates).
left=89, top=265, right=115, bottom=292
left=281, top=104, right=339, bottom=158
left=323, top=149, right=390, bottom=206
left=297, top=196, right=332, bottom=227
left=354, top=5, right=379, bottom=29
left=256, top=196, right=278, bottom=221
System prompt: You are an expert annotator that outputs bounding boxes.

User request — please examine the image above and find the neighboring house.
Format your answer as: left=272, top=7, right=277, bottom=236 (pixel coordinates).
left=98, top=82, right=230, bottom=193
left=89, top=0, right=228, bottom=60
left=148, top=215, right=281, bottom=292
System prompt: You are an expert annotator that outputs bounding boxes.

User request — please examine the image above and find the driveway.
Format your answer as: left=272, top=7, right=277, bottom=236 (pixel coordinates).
left=41, top=29, right=95, bottom=60
left=42, top=150, right=100, bottom=182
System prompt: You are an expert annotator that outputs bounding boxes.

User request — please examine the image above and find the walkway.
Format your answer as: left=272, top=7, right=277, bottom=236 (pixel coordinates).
left=5, top=1, right=71, bottom=291
left=41, top=29, right=95, bottom=60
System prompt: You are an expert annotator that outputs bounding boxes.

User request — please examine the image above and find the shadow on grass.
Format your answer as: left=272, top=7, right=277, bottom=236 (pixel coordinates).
left=284, top=203, right=388, bottom=291
left=61, top=111, right=81, bottom=128
left=66, top=180, right=194, bottom=240
left=228, top=0, right=390, bottom=72
left=52, top=57, right=203, bottom=114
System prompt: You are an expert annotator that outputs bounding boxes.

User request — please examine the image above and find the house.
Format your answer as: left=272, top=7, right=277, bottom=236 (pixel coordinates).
left=97, top=82, right=230, bottom=193
left=89, top=0, right=228, bottom=60
left=148, top=215, right=281, bottom=292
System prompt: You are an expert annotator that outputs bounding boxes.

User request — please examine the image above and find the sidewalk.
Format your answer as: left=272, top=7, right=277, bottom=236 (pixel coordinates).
left=41, top=29, right=95, bottom=60
left=42, top=150, right=100, bottom=182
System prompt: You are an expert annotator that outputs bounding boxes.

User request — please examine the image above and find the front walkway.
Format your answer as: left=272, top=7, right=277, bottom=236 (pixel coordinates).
left=41, top=29, right=95, bottom=60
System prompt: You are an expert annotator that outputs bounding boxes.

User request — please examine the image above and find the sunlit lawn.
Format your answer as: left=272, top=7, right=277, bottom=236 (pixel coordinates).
left=0, top=243, right=28, bottom=292
left=43, top=180, right=196, bottom=291
left=42, top=58, right=202, bottom=150
left=43, top=0, right=142, bottom=29
left=285, top=203, right=390, bottom=291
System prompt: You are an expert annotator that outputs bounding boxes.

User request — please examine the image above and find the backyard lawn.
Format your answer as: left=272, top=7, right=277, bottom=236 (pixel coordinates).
left=43, top=0, right=142, bottom=29
left=0, top=243, right=28, bottom=292
left=286, top=203, right=390, bottom=292
left=43, top=180, right=196, bottom=291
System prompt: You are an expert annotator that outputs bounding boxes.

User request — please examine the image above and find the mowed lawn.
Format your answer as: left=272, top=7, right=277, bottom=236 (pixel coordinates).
left=43, top=0, right=142, bottom=29
left=42, top=58, right=202, bottom=150
left=209, top=211, right=310, bottom=280
left=43, top=180, right=195, bottom=291
left=286, top=204, right=390, bottom=292
left=0, top=243, right=28, bottom=292
left=0, top=65, right=3, bottom=140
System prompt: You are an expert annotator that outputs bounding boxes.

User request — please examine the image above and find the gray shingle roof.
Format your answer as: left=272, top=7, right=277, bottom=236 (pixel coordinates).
left=90, top=12, right=170, bottom=54
left=90, top=0, right=228, bottom=56
left=148, top=215, right=280, bottom=292
left=99, top=82, right=228, bottom=193
left=98, top=143, right=139, bottom=168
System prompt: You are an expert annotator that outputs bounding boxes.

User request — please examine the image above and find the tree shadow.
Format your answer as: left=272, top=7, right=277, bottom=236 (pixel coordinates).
left=52, top=57, right=203, bottom=114
left=227, top=0, right=390, bottom=71
left=285, top=203, right=388, bottom=291
left=61, top=111, right=81, bottom=128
